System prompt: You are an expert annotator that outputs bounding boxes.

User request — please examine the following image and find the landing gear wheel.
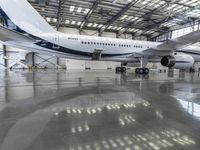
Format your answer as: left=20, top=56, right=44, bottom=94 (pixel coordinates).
left=135, top=68, right=140, bottom=74
left=144, top=68, right=149, bottom=74
left=116, top=67, right=121, bottom=72
left=135, top=68, right=150, bottom=74
left=121, top=67, right=126, bottom=72
left=139, top=68, right=144, bottom=74
left=116, top=66, right=126, bottom=73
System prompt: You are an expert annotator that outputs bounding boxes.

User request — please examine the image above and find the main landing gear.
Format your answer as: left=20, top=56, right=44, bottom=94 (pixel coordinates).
left=116, top=66, right=126, bottom=73
left=135, top=57, right=150, bottom=74
left=135, top=68, right=149, bottom=74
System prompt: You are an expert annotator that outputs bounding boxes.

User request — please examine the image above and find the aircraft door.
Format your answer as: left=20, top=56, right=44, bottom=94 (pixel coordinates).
left=52, top=35, right=60, bottom=49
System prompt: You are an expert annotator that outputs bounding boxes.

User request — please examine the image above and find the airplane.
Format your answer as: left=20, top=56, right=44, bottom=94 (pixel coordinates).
left=0, top=0, right=200, bottom=74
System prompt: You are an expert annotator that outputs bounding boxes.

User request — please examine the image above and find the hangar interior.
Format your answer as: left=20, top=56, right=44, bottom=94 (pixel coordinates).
left=1, top=0, right=200, bottom=150
left=1, top=0, right=200, bottom=71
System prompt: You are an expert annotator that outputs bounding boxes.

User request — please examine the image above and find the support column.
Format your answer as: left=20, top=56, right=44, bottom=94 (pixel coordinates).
left=98, top=30, right=102, bottom=37
left=198, top=21, right=200, bottom=30
left=57, top=57, right=59, bottom=66
left=3, top=45, right=8, bottom=68
left=132, top=33, right=135, bottom=40
left=32, top=52, right=35, bottom=67
left=116, top=31, right=119, bottom=38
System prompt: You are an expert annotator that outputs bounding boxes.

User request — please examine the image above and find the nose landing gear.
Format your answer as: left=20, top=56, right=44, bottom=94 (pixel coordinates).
left=116, top=66, right=126, bottom=73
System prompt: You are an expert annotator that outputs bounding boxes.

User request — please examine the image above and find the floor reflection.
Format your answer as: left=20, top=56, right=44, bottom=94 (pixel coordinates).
left=0, top=70, right=200, bottom=150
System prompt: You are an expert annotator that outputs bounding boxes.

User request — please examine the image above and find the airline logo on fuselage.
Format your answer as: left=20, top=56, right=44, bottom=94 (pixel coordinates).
left=68, top=37, right=78, bottom=40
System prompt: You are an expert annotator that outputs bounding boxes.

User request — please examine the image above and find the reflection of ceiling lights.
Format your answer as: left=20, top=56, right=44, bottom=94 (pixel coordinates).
left=70, top=128, right=196, bottom=150
left=71, top=123, right=90, bottom=134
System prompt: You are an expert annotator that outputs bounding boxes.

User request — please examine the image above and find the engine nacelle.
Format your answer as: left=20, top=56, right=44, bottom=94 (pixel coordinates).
left=161, top=53, right=194, bottom=69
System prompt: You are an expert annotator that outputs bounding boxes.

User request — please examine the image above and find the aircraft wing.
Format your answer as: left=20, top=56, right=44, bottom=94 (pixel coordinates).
left=0, top=25, right=35, bottom=44
left=138, top=29, right=200, bottom=57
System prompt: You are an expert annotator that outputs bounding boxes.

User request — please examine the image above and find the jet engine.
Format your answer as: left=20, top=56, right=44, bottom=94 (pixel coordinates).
left=161, top=53, right=194, bottom=69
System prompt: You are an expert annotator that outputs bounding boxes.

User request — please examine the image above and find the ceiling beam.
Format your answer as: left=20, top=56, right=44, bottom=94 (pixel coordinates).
left=79, top=0, right=101, bottom=32
left=99, top=0, right=137, bottom=35
left=56, top=0, right=66, bottom=30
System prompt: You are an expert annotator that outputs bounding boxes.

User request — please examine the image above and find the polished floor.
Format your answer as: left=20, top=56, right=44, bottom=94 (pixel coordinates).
left=0, top=69, right=200, bottom=150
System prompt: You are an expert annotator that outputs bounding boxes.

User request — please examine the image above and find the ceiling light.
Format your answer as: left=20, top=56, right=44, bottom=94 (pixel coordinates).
left=111, top=26, right=117, bottom=30
left=52, top=18, right=57, bottom=23
left=71, top=21, right=76, bottom=25
left=84, top=8, right=90, bottom=14
left=108, top=26, right=113, bottom=29
left=98, top=24, right=103, bottom=28
left=93, top=23, right=98, bottom=27
left=121, top=15, right=128, bottom=20
left=87, top=23, right=93, bottom=27
left=77, top=22, right=82, bottom=26
left=46, top=17, right=51, bottom=22
left=65, top=20, right=70, bottom=24
left=77, top=7, right=82, bottom=13
left=70, top=6, right=75, bottom=12
left=117, top=27, right=122, bottom=30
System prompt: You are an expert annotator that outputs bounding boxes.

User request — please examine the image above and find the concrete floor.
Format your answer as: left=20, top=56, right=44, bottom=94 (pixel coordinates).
left=0, top=70, right=200, bottom=150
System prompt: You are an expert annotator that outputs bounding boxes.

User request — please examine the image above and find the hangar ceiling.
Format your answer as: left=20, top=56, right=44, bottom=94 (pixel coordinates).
left=28, top=0, right=200, bottom=39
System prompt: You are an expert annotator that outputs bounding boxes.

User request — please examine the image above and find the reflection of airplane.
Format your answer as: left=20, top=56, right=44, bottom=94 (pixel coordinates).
left=1, top=0, right=200, bottom=74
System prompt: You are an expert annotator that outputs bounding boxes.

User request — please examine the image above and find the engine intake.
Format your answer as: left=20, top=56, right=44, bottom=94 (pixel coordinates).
left=161, top=56, right=175, bottom=68
left=161, top=54, right=194, bottom=69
